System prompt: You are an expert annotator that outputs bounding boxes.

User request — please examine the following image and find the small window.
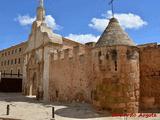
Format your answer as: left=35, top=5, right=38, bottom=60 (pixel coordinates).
left=18, top=58, right=21, bottom=64
left=98, top=51, right=102, bottom=57
left=111, top=50, right=117, bottom=60
left=4, top=61, right=6, bottom=66
left=56, top=90, right=59, bottom=98
left=11, top=59, right=13, bottom=65
left=115, top=61, right=118, bottom=71
left=5, top=52, right=7, bottom=56
left=15, top=59, right=17, bottom=64
left=8, top=51, right=10, bottom=55
left=106, top=53, right=109, bottom=60
left=19, top=48, right=22, bottom=52
left=1, top=61, right=3, bottom=66
left=18, top=69, right=20, bottom=75
left=12, top=50, right=14, bottom=54
left=15, top=49, right=17, bottom=53
left=8, top=60, right=9, bottom=65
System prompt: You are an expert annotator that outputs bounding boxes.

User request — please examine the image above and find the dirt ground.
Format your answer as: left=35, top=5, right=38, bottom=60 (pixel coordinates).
left=0, top=93, right=160, bottom=120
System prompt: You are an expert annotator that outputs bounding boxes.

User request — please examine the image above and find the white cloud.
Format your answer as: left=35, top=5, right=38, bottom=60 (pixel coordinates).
left=45, top=15, right=61, bottom=30
left=66, top=34, right=100, bottom=43
left=89, top=18, right=109, bottom=32
left=15, top=15, right=36, bottom=26
left=89, top=10, right=148, bottom=32
left=15, top=14, right=60, bottom=30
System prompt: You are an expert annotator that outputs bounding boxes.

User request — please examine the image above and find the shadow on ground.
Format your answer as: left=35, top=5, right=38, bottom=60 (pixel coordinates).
left=1, top=93, right=160, bottom=119
left=0, top=118, right=21, bottom=120
left=0, top=93, right=108, bottom=119
left=54, top=103, right=109, bottom=119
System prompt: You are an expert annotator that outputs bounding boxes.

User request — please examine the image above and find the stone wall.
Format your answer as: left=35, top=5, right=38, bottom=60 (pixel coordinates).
left=139, top=44, right=160, bottom=111
left=49, top=45, right=93, bottom=102
left=49, top=45, right=140, bottom=113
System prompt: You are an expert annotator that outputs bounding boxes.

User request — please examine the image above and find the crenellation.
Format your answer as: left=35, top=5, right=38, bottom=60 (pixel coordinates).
left=59, top=50, right=64, bottom=59
left=73, top=45, right=86, bottom=56
left=73, top=45, right=80, bottom=55
left=53, top=52, right=58, bottom=60
left=64, top=49, right=70, bottom=58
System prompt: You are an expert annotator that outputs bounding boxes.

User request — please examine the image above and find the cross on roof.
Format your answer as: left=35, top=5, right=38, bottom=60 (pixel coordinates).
left=39, top=0, right=44, bottom=7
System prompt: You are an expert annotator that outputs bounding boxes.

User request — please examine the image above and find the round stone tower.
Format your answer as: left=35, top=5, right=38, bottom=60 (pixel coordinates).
left=92, top=18, right=140, bottom=113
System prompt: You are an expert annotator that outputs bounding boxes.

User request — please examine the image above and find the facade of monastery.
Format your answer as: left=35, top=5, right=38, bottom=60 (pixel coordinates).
left=0, top=1, right=160, bottom=114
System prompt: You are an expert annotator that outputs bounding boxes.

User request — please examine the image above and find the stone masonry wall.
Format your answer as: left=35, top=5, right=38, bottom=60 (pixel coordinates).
left=49, top=45, right=140, bottom=113
left=49, top=45, right=94, bottom=102
left=92, top=46, right=140, bottom=113
left=139, top=44, right=160, bottom=111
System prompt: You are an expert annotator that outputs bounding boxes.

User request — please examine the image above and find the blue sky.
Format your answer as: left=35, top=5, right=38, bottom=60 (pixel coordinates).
left=0, top=0, right=160, bottom=50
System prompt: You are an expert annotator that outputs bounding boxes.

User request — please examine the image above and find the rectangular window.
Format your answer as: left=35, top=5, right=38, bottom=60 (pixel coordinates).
left=11, top=70, right=13, bottom=75
left=15, top=49, right=17, bottom=53
left=15, top=59, right=17, bottom=64
left=12, top=50, right=14, bottom=54
left=19, top=48, right=22, bottom=52
left=8, top=60, right=10, bottom=65
left=18, top=69, right=20, bottom=76
left=4, top=61, right=6, bottom=66
left=18, top=58, right=21, bottom=64
left=11, top=59, right=13, bottom=65
left=8, top=51, right=10, bottom=55
left=115, top=61, right=118, bottom=71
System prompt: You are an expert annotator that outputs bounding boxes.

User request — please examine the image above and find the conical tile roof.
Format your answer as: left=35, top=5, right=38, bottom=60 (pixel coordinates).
left=96, top=18, right=136, bottom=47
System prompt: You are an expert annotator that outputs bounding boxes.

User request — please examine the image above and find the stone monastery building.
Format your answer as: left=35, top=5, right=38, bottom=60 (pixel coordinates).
left=1, top=0, right=160, bottom=114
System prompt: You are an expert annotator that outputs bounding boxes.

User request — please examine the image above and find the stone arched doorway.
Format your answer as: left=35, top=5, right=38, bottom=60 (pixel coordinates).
left=26, top=52, right=40, bottom=97
left=29, top=71, right=37, bottom=96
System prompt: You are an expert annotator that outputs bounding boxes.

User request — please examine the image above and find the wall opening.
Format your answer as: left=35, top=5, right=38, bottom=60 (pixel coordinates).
left=98, top=51, right=102, bottom=64
left=106, top=53, right=109, bottom=60
left=18, top=69, right=20, bottom=77
left=111, top=50, right=117, bottom=60
left=56, top=90, right=59, bottom=98
left=115, top=61, right=118, bottom=71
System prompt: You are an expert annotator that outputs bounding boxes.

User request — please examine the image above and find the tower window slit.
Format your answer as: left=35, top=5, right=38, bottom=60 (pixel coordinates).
left=115, top=60, right=117, bottom=71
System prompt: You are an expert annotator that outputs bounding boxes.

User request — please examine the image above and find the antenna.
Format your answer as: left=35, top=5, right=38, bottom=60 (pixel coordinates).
left=108, top=0, right=115, bottom=18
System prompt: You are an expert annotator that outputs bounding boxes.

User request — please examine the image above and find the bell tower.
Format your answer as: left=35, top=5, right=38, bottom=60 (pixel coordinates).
left=36, top=0, right=45, bottom=21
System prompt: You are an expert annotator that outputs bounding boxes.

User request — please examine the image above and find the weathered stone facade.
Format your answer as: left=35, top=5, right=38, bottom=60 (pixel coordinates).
left=0, top=42, right=27, bottom=78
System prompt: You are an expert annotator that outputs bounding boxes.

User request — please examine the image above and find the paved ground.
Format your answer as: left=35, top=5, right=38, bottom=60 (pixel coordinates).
left=0, top=93, right=160, bottom=120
